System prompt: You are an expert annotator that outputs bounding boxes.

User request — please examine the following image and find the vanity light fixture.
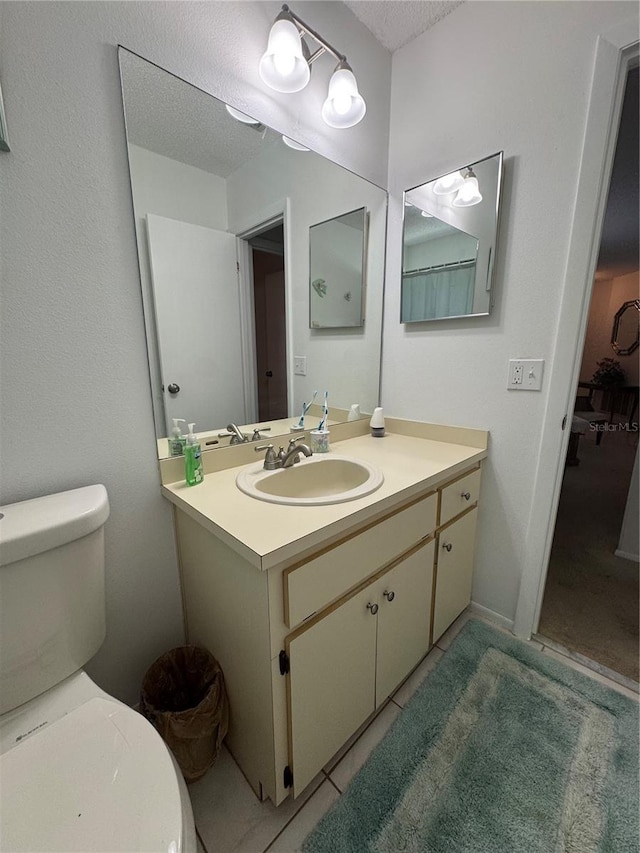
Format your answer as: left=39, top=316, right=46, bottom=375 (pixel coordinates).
left=225, top=105, right=261, bottom=125
left=432, top=170, right=465, bottom=196
left=282, top=135, right=310, bottom=151
left=452, top=167, right=483, bottom=207
left=259, top=4, right=366, bottom=129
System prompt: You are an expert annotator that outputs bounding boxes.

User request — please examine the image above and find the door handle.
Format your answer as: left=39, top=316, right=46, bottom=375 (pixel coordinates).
left=167, top=383, right=180, bottom=394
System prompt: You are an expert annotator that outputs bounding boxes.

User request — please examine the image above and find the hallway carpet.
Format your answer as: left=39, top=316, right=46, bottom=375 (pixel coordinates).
left=539, top=426, right=638, bottom=681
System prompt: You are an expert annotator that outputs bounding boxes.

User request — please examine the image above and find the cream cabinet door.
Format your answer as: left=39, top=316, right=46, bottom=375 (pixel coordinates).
left=375, top=540, right=435, bottom=707
left=433, top=508, right=478, bottom=642
left=286, top=585, right=377, bottom=797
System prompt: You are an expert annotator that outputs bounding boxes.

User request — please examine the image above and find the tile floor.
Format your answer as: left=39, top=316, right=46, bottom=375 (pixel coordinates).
left=189, top=608, right=639, bottom=853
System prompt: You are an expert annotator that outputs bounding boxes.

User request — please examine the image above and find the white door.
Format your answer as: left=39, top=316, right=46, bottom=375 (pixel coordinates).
left=146, top=214, right=246, bottom=432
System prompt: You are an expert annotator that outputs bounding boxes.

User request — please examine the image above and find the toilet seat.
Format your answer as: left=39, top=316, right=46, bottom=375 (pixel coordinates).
left=1, top=696, right=187, bottom=852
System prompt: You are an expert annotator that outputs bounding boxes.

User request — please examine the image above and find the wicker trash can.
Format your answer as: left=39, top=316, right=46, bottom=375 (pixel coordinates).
left=140, top=645, right=229, bottom=782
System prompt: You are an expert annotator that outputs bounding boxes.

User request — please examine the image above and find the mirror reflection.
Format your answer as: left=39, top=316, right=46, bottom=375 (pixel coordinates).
left=309, top=207, right=366, bottom=328
left=118, top=48, right=387, bottom=458
left=611, top=299, right=640, bottom=356
left=401, top=152, right=503, bottom=322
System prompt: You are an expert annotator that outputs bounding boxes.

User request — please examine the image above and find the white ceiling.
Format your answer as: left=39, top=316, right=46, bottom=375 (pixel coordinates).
left=342, top=0, right=464, bottom=52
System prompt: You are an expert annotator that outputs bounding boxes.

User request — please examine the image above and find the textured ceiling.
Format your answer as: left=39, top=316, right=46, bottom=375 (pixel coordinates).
left=343, top=0, right=464, bottom=52
left=120, top=50, right=279, bottom=178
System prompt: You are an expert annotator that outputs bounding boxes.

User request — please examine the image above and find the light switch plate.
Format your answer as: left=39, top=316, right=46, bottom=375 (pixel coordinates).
left=294, top=356, right=307, bottom=376
left=507, top=359, right=544, bottom=390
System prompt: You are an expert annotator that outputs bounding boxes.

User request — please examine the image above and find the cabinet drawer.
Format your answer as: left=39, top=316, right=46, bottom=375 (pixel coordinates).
left=439, top=468, right=481, bottom=527
left=284, top=493, right=437, bottom=629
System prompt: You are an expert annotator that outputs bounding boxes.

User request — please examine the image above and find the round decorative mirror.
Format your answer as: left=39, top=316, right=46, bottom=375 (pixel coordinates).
left=611, top=299, right=640, bottom=356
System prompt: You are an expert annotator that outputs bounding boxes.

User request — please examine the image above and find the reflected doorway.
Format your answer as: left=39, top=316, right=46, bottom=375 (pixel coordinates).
left=247, top=224, right=288, bottom=421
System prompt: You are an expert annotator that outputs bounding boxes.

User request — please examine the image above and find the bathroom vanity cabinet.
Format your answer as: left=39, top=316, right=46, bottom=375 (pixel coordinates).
left=163, top=426, right=486, bottom=805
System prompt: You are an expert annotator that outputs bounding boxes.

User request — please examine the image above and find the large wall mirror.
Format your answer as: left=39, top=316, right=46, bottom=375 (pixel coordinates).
left=401, top=152, right=503, bottom=322
left=118, top=48, right=387, bottom=458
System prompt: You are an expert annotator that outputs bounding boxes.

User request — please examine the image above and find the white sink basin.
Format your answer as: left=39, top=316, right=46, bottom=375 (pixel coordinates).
left=236, top=455, right=384, bottom=506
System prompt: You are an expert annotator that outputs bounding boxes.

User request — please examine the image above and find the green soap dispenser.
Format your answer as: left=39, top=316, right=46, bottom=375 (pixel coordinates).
left=185, top=423, right=204, bottom=486
left=168, top=418, right=187, bottom=457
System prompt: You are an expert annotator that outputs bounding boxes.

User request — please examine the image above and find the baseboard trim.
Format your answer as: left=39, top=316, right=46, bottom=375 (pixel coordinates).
left=614, top=548, right=639, bottom=562
left=469, top=601, right=514, bottom=631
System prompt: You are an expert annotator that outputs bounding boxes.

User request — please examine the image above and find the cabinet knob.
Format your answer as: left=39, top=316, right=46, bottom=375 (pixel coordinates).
left=442, top=542, right=453, bottom=552
left=383, top=590, right=395, bottom=602
left=461, top=491, right=471, bottom=501
left=366, top=602, right=379, bottom=615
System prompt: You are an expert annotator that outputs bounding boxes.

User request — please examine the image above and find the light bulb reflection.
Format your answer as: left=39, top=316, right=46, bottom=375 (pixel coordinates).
left=452, top=170, right=482, bottom=207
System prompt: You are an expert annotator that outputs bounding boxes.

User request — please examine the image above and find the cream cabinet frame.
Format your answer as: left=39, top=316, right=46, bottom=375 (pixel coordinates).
left=285, top=539, right=435, bottom=795
left=175, top=462, right=482, bottom=806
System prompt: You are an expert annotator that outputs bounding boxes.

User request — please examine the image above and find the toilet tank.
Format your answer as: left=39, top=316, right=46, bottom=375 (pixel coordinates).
left=0, top=485, right=110, bottom=715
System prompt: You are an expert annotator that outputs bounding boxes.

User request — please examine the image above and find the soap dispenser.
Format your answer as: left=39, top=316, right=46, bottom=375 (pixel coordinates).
left=370, top=407, right=385, bottom=438
left=185, top=423, right=204, bottom=486
left=168, top=418, right=187, bottom=457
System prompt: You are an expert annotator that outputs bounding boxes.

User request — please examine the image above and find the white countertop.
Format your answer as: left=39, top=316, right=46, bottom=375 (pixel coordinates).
left=162, top=427, right=487, bottom=570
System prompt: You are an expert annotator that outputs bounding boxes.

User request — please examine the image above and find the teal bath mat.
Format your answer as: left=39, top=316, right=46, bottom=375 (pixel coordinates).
left=303, top=619, right=639, bottom=853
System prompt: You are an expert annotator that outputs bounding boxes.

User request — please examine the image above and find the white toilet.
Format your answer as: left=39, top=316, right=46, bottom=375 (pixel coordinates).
left=0, top=485, right=196, bottom=853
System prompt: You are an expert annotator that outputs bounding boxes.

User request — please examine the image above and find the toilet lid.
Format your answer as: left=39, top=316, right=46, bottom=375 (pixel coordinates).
left=0, top=698, right=184, bottom=852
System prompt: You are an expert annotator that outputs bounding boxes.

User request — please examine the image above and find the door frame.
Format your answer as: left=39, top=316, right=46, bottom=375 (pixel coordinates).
left=513, top=21, right=639, bottom=638
left=236, top=198, right=293, bottom=423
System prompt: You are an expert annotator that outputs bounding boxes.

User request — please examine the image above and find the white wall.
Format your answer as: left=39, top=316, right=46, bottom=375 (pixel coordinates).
left=385, top=1, right=639, bottom=625
left=128, top=145, right=229, bottom=232
left=0, top=1, right=390, bottom=703
left=616, top=446, right=639, bottom=561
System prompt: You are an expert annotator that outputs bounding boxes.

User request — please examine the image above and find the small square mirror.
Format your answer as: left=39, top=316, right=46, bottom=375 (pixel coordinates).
left=401, top=152, right=503, bottom=322
left=309, top=207, right=367, bottom=328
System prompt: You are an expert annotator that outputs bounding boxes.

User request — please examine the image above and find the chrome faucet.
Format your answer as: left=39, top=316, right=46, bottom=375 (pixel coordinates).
left=219, top=423, right=249, bottom=445
left=279, top=435, right=313, bottom=468
left=255, top=435, right=313, bottom=470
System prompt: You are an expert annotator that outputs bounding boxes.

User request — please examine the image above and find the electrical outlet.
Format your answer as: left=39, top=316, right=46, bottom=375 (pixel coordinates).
left=294, top=356, right=307, bottom=376
left=507, top=359, right=544, bottom=391
left=510, top=361, right=524, bottom=386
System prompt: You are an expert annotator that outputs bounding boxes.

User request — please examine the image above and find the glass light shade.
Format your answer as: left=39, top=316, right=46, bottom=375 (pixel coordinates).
left=321, top=67, right=366, bottom=128
left=259, top=19, right=310, bottom=93
left=282, top=135, right=310, bottom=151
left=225, top=105, right=260, bottom=125
left=452, top=174, right=483, bottom=207
left=432, top=171, right=464, bottom=195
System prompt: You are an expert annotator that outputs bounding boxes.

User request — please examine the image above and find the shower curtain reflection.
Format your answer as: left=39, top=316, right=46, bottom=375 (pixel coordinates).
left=402, top=262, right=475, bottom=321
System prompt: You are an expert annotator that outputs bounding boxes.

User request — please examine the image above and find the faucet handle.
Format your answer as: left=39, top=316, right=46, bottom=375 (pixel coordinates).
left=288, top=434, right=307, bottom=448
left=255, top=443, right=279, bottom=469
left=252, top=427, right=271, bottom=441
